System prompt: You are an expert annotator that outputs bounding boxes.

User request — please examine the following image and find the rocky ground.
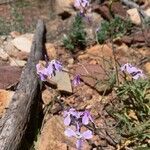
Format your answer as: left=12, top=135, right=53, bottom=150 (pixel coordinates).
left=0, top=0, right=150, bottom=150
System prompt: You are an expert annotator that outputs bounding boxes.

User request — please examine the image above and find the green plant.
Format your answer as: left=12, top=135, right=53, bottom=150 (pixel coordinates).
left=10, top=0, right=33, bottom=33
left=63, top=14, right=86, bottom=53
left=113, top=78, right=150, bottom=148
left=0, top=0, right=34, bottom=35
left=96, top=16, right=132, bottom=44
left=144, top=17, right=150, bottom=28
left=0, top=17, right=12, bottom=35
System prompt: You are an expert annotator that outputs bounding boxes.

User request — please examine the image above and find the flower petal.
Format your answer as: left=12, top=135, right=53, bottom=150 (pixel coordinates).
left=76, top=139, right=83, bottom=150
left=64, top=128, right=76, bottom=137
left=82, top=130, right=93, bottom=139
left=64, top=115, right=71, bottom=126
left=82, top=113, right=89, bottom=125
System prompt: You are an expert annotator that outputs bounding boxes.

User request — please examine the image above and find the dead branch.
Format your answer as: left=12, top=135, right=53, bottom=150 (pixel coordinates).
left=0, top=20, right=45, bottom=150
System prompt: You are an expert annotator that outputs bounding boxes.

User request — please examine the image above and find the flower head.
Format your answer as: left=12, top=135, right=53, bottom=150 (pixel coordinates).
left=74, top=0, right=89, bottom=9
left=36, top=63, right=48, bottom=81
left=74, top=0, right=90, bottom=14
left=64, top=108, right=94, bottom=149
left=63, top=108, right=77, bottom=126
left=65, top=128, right=93, bottom=149
left=51, top=59, right=63, bottom=72
left=65, top=128, right=93, bottom=139
left=36, top=59, right=63, bottom=81
left=72, top=75, right=81, bottom=86
left=121, top=63, right=144, bottom=80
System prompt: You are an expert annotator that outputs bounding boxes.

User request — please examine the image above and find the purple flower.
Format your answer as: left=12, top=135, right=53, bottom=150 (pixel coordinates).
left=46, top=63, right=54, bottom=77
left=51, top=59, right=63, bottom=72
left=36, top=59, right=63, bottom=81
left=74, top=0, right=89, bottom=8
left=121, top=63, right=144, bottom=80
left=74, top=0, right=89, bottom=14
left=63, top=108, right=77, bottom=126
left=64, top=128, right=93, bottom=149
left=82, top=111, right=94, bottom=125
left=36, top=63, right=48, bottom=81
left=72, top=75, right=81, bottom=86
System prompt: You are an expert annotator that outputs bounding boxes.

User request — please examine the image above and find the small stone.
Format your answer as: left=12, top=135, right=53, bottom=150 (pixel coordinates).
left=87, top=44, right=113, bottom=59
left=9, top=51, right=28, bottom=60
left=89, top=60, right=97, bottom=65
left=45, top=43, right=57, bottom=59
left=78, top=54, right=89, bottom=60
left=144, top=62, right=150, bottom=74
left=0, top=66, right=22, bottom=89
left=85, top=93, right=92, bottom=100
left=49, top=71, right=72, bottom=94
left=42, top=89, right=54, bottom=105
left=9, top=58, right=26, bottom=67
left=75, top=64, right=114, bottom=94
left=0, top=48, right=8, bottom=61
left=3, top=41, right=19, bottom=55
left=52, top=0, right=74, bottom=15
left=68, top=58, right=74, bottom=65
left=11, top=33, right=34, bottom=53
left=51, top=103, right=62, bottom=114
left=127, top=8, right=141, bottom=25
left=0, top=89, right=14, bottom=117
left=144, top=8, right=150, bottom=17
left=10, top=31, right=21, bottom=38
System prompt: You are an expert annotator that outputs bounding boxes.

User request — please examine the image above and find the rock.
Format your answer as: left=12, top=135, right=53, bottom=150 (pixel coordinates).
left=94, top=2, right=127, bottom=20
left=111, top=2, right=127, bottom=18
left=68, top=58, right=74, bottom=65
left=42, top=89, right=55, bottom=105
left=10, top=31, right=21, bottom=38
left=3, top=40, right=19, bottom=55
left=95, top=4, right=112, bottom=20
left=75, top=64, right=114, bottom=94
left=0, top=48, right=9, bottom=61
left=144, top=8, right=150, bottom=17
left=0, top=89, right=14, bottom=117
left=9, top=58, right=26, bottom=67
left=11, top=33, right=34, bottom=53
left=144, top=62, right=150, bottom=74
left=48, top=71, right=72, bottom=94
left=127, top=8, right=141, bottom=25
left=51, top=103, right=63, bottom=114
left=121, top=36, right=133, bottom=45
left=0, top=66, right=22, bottom=89
left=45, top=43, right=57, bottom=59
left=86, top=44, right=113, bottom=59
left=36, top=116, right=75, bottom=150
left=9, top=51, right=29, bottom=60
left=78, top=54, right=89, bottom=60
left=52, top=0, right=74, bottom=15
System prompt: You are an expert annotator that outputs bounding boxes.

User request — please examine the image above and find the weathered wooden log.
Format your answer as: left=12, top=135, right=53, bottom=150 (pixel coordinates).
left=0, top=20, right=45, bottom=150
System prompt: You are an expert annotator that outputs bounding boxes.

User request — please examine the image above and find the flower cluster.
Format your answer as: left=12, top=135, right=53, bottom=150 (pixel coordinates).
left=121, top=63, right=145, bottom=80
left=74, top=0, right=90, bottom=16
left=36, top=59, right=62, bottom=81
left=64, top=108, right=93, bottom=149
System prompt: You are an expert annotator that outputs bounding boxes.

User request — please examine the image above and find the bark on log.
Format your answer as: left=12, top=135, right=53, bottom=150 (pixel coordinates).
left=0, top=20, right=45, bottom=150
